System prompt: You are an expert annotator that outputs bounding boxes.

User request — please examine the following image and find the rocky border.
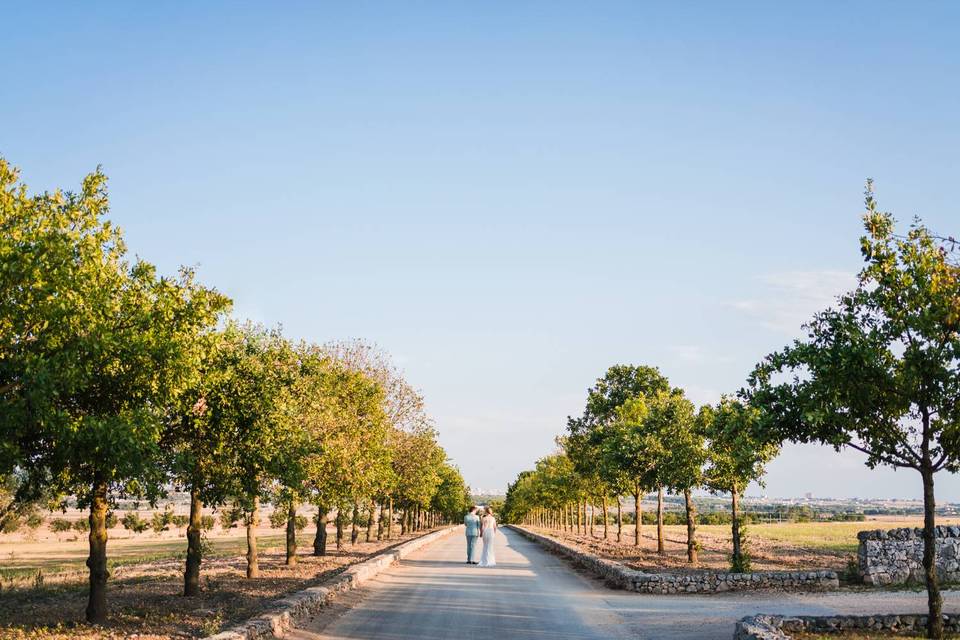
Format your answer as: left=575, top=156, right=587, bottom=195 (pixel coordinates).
left=207, top=526, right=459, bottom=639
left=734, top=613, right=960, bottom=639
left=508, top=525, right=838, bottom=594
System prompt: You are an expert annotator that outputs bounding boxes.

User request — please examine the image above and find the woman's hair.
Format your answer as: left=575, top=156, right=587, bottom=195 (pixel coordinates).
left=485, top=507, right=494, bottom=515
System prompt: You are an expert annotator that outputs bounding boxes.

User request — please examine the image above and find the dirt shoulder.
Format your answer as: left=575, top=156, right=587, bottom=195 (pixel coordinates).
left=0, top=527, right=440, bottom=640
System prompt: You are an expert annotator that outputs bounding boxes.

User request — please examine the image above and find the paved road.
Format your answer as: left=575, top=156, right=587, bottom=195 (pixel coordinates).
left=294, top=527, right=959, bottom=640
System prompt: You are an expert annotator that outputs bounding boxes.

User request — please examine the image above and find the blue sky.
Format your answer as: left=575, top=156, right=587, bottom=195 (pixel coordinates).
left=3, top=2, right=959, bottom=499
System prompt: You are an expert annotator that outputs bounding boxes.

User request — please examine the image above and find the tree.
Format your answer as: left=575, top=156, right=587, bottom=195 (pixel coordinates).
left=566, top=365, right=670, bottom=541
left=652, top=390, right=704, bottom=563
left=599, top=398, right=665, bottom=548
left=746, top=185, right=960, bottom=638
left=702, top=398, right=779, bottom=572
left=0, top=160, right=229, bottom=621
left=431, top=463, right=470, bottom=523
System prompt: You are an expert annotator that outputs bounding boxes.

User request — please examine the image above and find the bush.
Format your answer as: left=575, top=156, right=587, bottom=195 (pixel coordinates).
left=50, top=518, right=73, bottom=533
left=219, top=506, right=242, bottom=529
left=0, top=514, right=20, bottom=533
left=171, top=515, right=189, bottom=528
left=151, top=512, right=169, bottom=533
left=269, top=509, right=287, bottom=529
left=73, top=518, right=90, bottom=533
left=200, top=515, right=215, bottom=531
left=295, top=514, right=307, bottom=531
left=105, top=511, right=118, bottom=528
left=121, top=512, right=149, bottom=533
left=25, top=513, right=44, bottom=529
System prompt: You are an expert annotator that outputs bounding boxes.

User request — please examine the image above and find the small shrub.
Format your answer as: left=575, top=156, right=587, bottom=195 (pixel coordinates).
left=121, top=512, right=149, bottom=533
left=73, top=518, right=90, bottom=533
left=25, top=513, right=44, bottom=530
left=200, top=515, right=215, bottom=531
left=105, top=512, right=118, bottom=529
left=0, top=515, right=20, bottom=534
left=172, top=515, right=189, bottom=528
left=151, top=512, right=169, bottom=533
left=729, top=525, right=752, bottom=573
left=269, top=509, right=287, bottom=529
left=219, top=506, right=242, bottom=529
left=295, top=514, right=308, bottom=531
left=842, top=556, right=862, bottom=584
left=50, top=518, right=73, bottom=533
left=198, top=611, right=224, bottom=636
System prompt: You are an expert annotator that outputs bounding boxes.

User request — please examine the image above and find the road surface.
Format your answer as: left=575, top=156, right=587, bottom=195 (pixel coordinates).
left=293, top=527, right=959, bottom=640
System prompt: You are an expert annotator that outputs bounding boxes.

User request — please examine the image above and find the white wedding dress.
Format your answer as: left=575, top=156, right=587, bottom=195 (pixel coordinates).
left=479, top=515, right=497, bottom=567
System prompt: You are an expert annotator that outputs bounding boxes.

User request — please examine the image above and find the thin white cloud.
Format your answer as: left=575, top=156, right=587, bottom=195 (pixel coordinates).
left=666, top=344, right=734, bottom=365
left=732, top=270, right=856, bottom=335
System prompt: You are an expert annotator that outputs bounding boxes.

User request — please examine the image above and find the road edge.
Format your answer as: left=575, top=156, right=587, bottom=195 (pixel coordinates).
left=207, top=525, right=461, bottom=640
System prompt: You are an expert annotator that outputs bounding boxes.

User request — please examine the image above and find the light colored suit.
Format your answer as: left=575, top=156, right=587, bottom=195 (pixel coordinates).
left=464, top=512, right=481, bottom=562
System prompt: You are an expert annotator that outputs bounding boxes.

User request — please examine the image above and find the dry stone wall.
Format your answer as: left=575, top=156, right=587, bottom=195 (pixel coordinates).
left=508, top=526, right=838, bottom=594
left=734, top=613, right=960, bottom=640
left=858, top=526, right=960, bottom=585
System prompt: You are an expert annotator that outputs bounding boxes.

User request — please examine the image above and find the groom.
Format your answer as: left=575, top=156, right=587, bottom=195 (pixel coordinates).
left=464, top=505, right=480, bottom=564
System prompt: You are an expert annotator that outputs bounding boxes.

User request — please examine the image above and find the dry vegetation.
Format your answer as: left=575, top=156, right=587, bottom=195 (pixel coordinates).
left=0, top=522, right=432, bottom=639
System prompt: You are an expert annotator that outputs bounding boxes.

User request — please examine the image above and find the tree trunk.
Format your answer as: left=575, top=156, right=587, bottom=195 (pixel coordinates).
left=684, top=488, right=698, bottom=564
left=922, top=466, right=943, bottom=639
left=657, top=487, right=665, bottom=555
left=633, top=489, right=641, bottom=546
left=588, top=500, right=594, bottom=537
left=602, top=495, right=609, bottom=540
left=377, top=501, right=385, bottom=540
left=351, top=502, right=359, bottom=544
left=731, top=486, right=742, bottom=569
left=367, top=500, right=377, bottom=542
left=386, top=497, right=393, bottom=540
left=336, top=508, right=345, bottom=549
left=314, top=506, right=328, bottom=556
left=85, top=479, right=109, bottom=624
left=184, top=485, right=202, bottom=596
left=616, top=498, right=622, bottom=542
left=246, top=496, right=259, bottom=578
left=286, top=501, right=298, bottom=566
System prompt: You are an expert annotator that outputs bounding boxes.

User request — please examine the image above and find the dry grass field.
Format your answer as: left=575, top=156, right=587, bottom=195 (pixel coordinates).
left=0, top=512, right=433, bottom=640
left=528, top=516, right=960, bottom=576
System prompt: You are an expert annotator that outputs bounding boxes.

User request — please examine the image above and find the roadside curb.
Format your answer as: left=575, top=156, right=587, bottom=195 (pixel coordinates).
left=207, top=525, right=460, bottom=640
left=508, top=525, right=838, bottom=594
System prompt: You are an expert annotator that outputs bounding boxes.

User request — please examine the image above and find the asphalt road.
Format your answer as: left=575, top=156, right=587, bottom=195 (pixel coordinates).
left=293, top=527, right=959, bottom=640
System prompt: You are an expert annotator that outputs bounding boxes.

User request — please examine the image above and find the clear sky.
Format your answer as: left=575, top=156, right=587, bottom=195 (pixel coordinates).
left=3, top=2, right=959, bottom=499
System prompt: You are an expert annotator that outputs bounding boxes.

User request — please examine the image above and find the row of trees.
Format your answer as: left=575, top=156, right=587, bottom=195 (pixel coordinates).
left=0, top=159, right=469, bottom=623
left=505, top=184, right=959, bottom=638
left=503, top=367, right=777, bottom=572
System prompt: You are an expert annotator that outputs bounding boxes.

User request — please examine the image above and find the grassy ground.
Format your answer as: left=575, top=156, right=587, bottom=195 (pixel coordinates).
left=0, top=525, right=438, bottom=639
left=528, top=517, right=960, bottom=575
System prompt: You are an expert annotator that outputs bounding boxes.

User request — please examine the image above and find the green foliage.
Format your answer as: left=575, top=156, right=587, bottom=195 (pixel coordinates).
left=171, top=515, right=189, bottom=528
left=105, top=512, right=118, bottom=529
left=218, top=506, right=243, bottom=529
left=73, top=518, right=90, bottom=533
left=268, top=509, right=288, bottom=529
left=49, top=518, right=73, bottom=533
left=121, top=512, right=148, bottom=533
left=729, top=526, right=753, bottom=573
left=746, top=183, right=959, bottom=637
left=200, top=515, right=215, bottom=531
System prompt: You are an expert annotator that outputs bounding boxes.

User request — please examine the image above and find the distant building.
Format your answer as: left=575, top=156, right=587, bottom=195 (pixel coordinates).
left=805, top=492, right=814, bottom=500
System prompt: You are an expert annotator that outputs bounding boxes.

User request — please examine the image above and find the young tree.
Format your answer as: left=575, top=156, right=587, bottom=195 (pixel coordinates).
left=747, top=185, right=960, bottom=639
left=0, top=160, right=229, bottom=621
left=599, top=398, right=664, bottom=548
left=702, top=398, right=779, bottom=572
left=653, top=390, right=704, bottom=563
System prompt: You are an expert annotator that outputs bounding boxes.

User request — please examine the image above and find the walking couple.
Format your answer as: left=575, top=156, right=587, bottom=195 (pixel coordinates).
left=464, top=505, right=497, bottom=567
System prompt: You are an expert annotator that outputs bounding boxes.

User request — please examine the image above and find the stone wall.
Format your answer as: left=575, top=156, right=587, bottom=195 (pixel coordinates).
left=858, top=526, right=960, bottom=585
left=207, top=526, right=459, bottom=640
left=508, top=525, right=838, bottom=594
left=734, top=613, right=960, bottom=640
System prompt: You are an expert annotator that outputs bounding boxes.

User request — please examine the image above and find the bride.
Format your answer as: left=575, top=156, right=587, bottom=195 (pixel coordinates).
left=478, top=507, right=498, bottom=567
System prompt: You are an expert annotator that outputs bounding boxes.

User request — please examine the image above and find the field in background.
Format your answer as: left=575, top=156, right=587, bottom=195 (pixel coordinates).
left=527, top=516, right=960, bottom=575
